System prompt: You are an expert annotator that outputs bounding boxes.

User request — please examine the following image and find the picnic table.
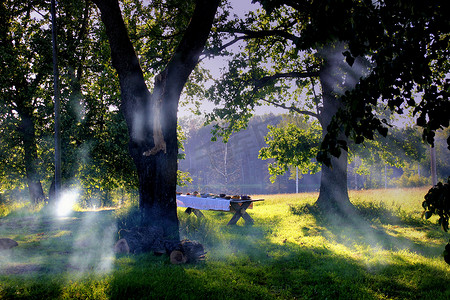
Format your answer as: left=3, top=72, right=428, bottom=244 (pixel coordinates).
left=176, top=195, right=264, bottom=225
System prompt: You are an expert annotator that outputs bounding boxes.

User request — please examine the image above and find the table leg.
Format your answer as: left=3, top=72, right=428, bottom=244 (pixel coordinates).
left=185, top=207, right=204, bottom=218
left=227, top=202, right=254, bottom=225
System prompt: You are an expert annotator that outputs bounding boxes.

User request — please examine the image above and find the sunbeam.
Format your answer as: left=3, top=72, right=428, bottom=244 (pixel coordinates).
left=55, top=189, right=79, bottom=217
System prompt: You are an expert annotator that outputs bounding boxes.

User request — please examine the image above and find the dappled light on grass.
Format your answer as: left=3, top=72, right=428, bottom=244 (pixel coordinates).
left=0, top=208, right=118, bottom=282
left=1, top=188, right=449, bottom=299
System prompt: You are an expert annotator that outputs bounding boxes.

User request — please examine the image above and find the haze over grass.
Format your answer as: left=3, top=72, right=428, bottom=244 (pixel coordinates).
left=0, top=187, right=449, bottom=299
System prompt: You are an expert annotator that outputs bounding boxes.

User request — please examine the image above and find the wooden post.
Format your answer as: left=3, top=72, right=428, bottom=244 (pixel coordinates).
left=430, top=146, right=437, bottom=186
left=51, top=0, right=61, bottom=199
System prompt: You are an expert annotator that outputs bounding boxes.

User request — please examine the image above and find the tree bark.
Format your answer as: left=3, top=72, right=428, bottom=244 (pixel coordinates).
left=430, top=146, right=437, bottom=186
left=92, top=0, right=220, bottom=241
left=17, top=102, right=45, bottom=204
left=3, top=5, right=46, bottom=205
left=315, top=48, right=355, bottom=216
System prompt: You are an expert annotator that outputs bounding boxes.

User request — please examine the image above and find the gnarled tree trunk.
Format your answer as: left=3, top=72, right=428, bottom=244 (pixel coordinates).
left=93, top=0, right=220, bottom=241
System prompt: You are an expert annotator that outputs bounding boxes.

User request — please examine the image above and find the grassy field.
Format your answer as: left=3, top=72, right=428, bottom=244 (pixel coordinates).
left=0, top=187, right=449, bottom=299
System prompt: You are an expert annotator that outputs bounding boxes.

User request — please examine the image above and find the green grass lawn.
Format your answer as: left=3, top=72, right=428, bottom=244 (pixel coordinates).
left=1, top=187, right=449, bottom=299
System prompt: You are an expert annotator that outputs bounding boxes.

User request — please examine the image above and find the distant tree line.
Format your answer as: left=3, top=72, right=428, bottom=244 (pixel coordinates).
left=177, top=114, right=449, bottom=195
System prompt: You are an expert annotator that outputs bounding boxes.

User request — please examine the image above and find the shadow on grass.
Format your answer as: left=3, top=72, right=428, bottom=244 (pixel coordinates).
left=1, top=208, right=449, bottom=299
left=105, top=217, right=450, bottom=300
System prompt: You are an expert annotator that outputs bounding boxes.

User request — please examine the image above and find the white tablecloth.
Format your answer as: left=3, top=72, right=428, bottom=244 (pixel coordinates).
left=176, top=195, right=231, bottom=211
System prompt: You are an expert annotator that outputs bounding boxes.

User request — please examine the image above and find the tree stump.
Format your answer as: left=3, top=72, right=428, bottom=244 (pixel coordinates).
left=114, top=238, right=130, bottom=254
left=177, top=239, right=206, bottom=263
left=170, top=250, right=187, bottom=264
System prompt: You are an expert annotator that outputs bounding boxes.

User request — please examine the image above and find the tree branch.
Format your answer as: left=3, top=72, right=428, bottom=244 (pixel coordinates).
left=255, top=0, right=308, bottom=12
left=201, top=36, right=247, bottom=59
left=165, top=0, right=221, bottom=88
left=224, top=28, right=300, bottom=45
left=310, top=77, right=322, bottom=123
left=205, top=26, right=301, bottom=56
left=261, top=98, right=319, bottom=119
left=253, top=71, right=320, bottom=89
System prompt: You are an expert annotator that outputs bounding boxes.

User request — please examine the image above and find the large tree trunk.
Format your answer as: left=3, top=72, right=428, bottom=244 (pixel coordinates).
left=316, top=146, right=354, bottom=215
left=93, top=0, right=220, bottom=241
left=315, top=46, right=355, bottom=216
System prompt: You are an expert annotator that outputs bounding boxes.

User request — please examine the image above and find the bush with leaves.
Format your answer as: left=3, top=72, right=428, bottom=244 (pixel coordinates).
left=422, top=177, right=450, bottom=264
left=422, top=178, right=450, bottom=231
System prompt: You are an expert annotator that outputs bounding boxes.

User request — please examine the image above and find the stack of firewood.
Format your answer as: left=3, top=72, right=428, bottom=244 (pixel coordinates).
left=114, top=227, right=206, bottom=264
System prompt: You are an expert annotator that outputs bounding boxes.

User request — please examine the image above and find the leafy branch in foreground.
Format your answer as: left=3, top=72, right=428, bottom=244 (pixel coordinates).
left=422, top=177, right=450, bottom=264
left=422, top=178, right=450, bottom=231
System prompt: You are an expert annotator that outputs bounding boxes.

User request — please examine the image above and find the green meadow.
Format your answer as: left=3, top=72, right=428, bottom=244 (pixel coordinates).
left=1, top=187, right=449, bottom=299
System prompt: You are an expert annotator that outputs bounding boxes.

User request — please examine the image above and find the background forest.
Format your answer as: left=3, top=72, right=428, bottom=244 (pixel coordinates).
left=178, top=114, right=449, bottom=195
left=2, top=105, right=449, bottom=210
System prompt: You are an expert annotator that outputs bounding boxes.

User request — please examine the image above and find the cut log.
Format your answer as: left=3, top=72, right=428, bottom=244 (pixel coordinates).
left=118, top=226, right=165, bottom=254
left=180, top=239, right=206, bottom=262
left=113, top=228, right=206, bottom=263
left=114, top=238, right=130, bottom=254
left=170, top=250, right=187, bottom=264
left=0, top=238, right=18, bottom=250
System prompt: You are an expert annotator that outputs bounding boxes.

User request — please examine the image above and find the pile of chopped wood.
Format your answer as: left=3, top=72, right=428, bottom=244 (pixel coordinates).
left=113, top=226, right=206, bottom=264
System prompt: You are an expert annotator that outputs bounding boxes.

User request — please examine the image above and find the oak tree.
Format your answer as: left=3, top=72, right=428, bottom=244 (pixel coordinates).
left=92, top=0, right=220, bottom=240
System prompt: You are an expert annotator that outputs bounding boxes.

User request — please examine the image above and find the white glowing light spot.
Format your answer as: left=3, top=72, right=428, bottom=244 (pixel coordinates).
left=56, top=190, right=79, bottom=217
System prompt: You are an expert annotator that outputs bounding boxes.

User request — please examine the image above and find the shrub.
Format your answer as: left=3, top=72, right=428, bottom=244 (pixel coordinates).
left=422, top=178, right=450, bottom=231
left=114, top=204, right=142, bottom=230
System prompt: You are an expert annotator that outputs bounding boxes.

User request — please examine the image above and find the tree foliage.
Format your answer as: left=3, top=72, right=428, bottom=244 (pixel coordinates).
left=422, top=177, right=450, bottom=265
left=259, top=116, right=321, bottom=182
left=422, top=178, right=450, bottom=232
left=283, top=0, right=450, bottom=163
left=212, top=0, right=450, bottom=166
left=0, top=0, right=53, bottom=202
left=0, top=0, right=201, bottom=207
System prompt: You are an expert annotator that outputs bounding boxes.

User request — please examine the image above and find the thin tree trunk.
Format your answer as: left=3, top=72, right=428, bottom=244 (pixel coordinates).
left=430, top=146, right=437, bottom=186
left=17, top=105, right=45, bottom=204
